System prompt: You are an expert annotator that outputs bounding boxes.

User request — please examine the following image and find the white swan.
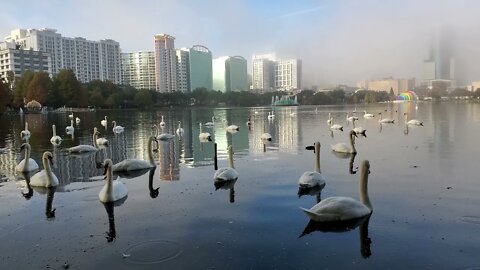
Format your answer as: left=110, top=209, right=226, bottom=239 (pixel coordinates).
left=378, top=113, right=395, bottom=124
left=20, top=122, right=31, bottom=141
left=112, top=136, right=157, bottom=171
left=50, top=125, right=62, bottom=145
left=152, top=124, right=175, bottom=141
left=363, top=111, right=375, bottom=119
left=267, top=111, right=275, bottom=120
left=199, top=123, right=212, bottom=142
left=112, top=121, right=125, bottom=133
left=75, top=117, right=81, bottom=124
left=214, top=145, right=239, bottom=181
left=65, top=119, right=74, bottom=134
left=30, top=151, right=59, bottom=187
left=68, top=113, right=74, bottom=119
left=159, top=115, right=166, bottom=128
left=299, top=142, right=326, bottom=189
left=246, top=117, right=252, bottom=127
left=327, top=113, right=332, bottom=125
left=329, top=117, right=344, bottom=131
left=332, top=130, right=357, bottom=154
left=204, top=116, right=215, bottom=127
left=300, top=160, right=372, bottom=221
left=99, top=159, right=128, bottom=203
left=94, top=127, right=109, bottom=146
left=101, top=116, right=108, bottom=127
left=67, top=128, right=99, bottom=153
left=223, top=119, right=239, bottom=132
left=346, top=113, right=359, bottom=122
left=352, top=119, right=367, bottom=137
left=404, top=113, right=423, bottom=126
left=176, top=121, right=184, bottom=137
left=261, top=133, right=272, bottom=141
left=16, top=143, right=39, bottom=172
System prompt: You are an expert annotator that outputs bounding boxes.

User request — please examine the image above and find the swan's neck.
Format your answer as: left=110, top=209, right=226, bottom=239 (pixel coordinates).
left=178, top=122, right=181, bottom=129
left=24, top=145, right=31, bottom=170
left=228, top=148, right=235, bottom=169
left=359, top=166, right=372, bottom=210
left=199, top=123, right=203, bottom=133
left=404, top=114, right=408, bottom=123
left=148, top=138, right=155, bottom=165
left=25, top=122, right=28, bottom=131
left=70, top=120, right=73, bottom=127
left=105, top=167, right=114, bottom=196
left=352, top=120, right=356, bottom=128
left=154, top=125, right=160, bottom=136
left=314, top=143, right=320, bottom=173
left=52, top=125, right=57, bottom=137
left=350, top=133, right=357, bottom=153
left=93, top=132, right=99, bottom=148
left=43, top=157, right=53, bottom=186
left=113, top=122, right=117, bottom=128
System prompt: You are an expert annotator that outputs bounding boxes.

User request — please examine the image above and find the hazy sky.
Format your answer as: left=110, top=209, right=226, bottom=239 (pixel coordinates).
left=2, top=0, right=480, bottom=87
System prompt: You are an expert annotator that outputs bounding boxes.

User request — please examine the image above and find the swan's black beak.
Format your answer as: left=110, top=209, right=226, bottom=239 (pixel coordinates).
left=48, top=155, right=54, bottom=166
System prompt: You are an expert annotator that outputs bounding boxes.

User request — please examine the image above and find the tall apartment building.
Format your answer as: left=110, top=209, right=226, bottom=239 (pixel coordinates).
left=154, top=34, right=177, bottom=93
left=252, top=54, right=275, bottom=91
left=176, top=49, right=190, bottom=92
left=121, top=51, right=156, bottom=90
left=212, top=56, right=248, bottom=92
left=4, top=28, right=122, bottom=83
left=275, top=59, right=302, bottom=91
left=0, top=41, right=51, bottom=83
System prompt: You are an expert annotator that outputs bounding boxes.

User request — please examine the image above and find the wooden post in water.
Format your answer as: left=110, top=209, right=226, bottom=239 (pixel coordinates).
left=214, top=143, right=218, bottom=170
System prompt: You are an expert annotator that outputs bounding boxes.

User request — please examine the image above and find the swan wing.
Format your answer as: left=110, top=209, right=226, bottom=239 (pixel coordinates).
left=112, top=159, right=152, bottom=171
left=96, top=138, right=109, bottom=145
left=16, top=158, right=39, bottom=172
left=302, top=197, right=371, bottom=222
left=30, top=170, right=58, bottom=187
left=331, top=143, right=350, bottom=153
left=68, top=145, right=97, bottom=153
left=299, top=171, right=326, bottom=187
left=214, top=167, right=239, bottom=181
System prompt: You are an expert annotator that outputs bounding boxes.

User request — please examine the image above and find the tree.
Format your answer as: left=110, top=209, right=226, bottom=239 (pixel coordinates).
left=26, top=71, right=51, bottom=104
left=134, top=89, right=153, bottom=108
left=13, top=70, right=34, bottom=106
left=0, top=80, right=12, bottom=114
left=53, top=69, right=86, bottom=107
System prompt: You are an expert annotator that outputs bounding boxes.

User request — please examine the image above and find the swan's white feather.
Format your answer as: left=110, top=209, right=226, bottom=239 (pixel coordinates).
left=112, top=159, right=154, bottom=171
left=99, top=176, right=128, bottom=203
left=301, top=196, right=371, bottom=222
left=214, top=167, right=238, bottom=181
left=298, top=171, right=326, bottom=188
left=15, top=158, right=39, bottom=172
left=331, top=143, right=350, bottom=153
left=30, top=169, right=59, bottom=187
left=68, top=145, right=97, bottom=153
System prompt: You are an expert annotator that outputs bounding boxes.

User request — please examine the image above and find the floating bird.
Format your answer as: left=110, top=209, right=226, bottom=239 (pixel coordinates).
left=101, top=116, right=108, bottom=127
left=20, top=122, right=31, bottom=141
left=352, top=119, right=367, bottom=137
left=299, top=142, right=326, bottom=189
left=67, top=128, right=99, bottom=153
left=65, top=119, right=74, bottom=134
left=363, top=111, right=375, bottom=119
left=378, top=113, right=395, bottom=124
left=112, top=121, right=125, bottom=133
left=16, top=143, right=39, bottom=172
left=75, top=117, right=81, bottom=124
left=94, top=127, right=109, bottom=146
left=112, top=136, right=157, bottom=171
left=30, top=151, right=59, bottom=188
left=99, top=159, right=128, bottom=203
left=300, top=160, right=372, bottom=222
left=223, top=119, right=239, bottom=133
left=159, top=115, right=166, bottom=128
left=332, top=130, right=358, bottom=154
left=214, top=145, right=238, bottom=181
left=199, top=123, right=212, bottom=142
left=404, top=113, right=423, bottom=126
left=204, top=116, right=215, bottom=128
left=50, top=125, right=62, bottom=145
left=176, top=121, right=184, bottom=137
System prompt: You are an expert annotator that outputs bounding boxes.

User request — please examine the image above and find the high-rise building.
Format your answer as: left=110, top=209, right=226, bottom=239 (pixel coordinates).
left=176, top=48, right=190, bottom=93
left=4, top=28, right=122, bottom=83
left=275, top=59, right=302, bottom=91
left=121, top=51, right=156, bottom=90
left=423, top=26, right=456, bottom=84
left=0, top=41, right=51, bottom=83
left=154, top=34, right=177, bottom=93
left=212, top=56, right=248, bottom=92
left=188, top=45, right=212, bottom=92
left=175, top=45, right=213, bottom=93
left=252, top=53, right=276, bottom=92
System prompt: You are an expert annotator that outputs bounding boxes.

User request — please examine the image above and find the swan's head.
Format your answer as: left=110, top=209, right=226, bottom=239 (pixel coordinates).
left=103, top=159, right=113, bottom=177
left=94, top=127, right=99, bottom=134
left=349, top=130, right=358, bottom=137
left=43, top=151, right=54, bottom=166
left=111, top=121, right=116, bottom=126
left=20, top=143, right=30, bottom=151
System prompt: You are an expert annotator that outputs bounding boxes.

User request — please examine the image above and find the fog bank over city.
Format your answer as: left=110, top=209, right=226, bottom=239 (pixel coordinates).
left=1, top=0, right=480, bottom=87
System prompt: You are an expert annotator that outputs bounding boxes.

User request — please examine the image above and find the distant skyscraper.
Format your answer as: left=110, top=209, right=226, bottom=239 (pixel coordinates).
left=212, top=56, right=248, bottom=92
left=176, top=48, right=190, bottom=93
left=275, top=59, right=302, bottom=91
left=252, top=54, right=276, bottom=92
left=122, top=51, right=156, bottom=90
left=5, top=28, right=122, bottom=83
left=188, top=45, right=212, bottom=91
left=154, top=34, right=177, bottom=92
left=423, top=26, right=456, bottom=83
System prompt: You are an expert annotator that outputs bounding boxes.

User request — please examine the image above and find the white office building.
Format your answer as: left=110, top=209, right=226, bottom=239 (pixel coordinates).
left=4, top=28, right=122, bottom=84
left=122, top=51, right=156, bottom=90
left=275, top=59, right=302, bottom=91
left=252, top=53, right=276, bottom=92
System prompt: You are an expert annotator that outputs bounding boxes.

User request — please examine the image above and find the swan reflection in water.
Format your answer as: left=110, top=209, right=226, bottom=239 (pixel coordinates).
left=101, top=195, right=127, bottom=242
left=148, top=167, right=159, bottom=199
left=214, top=178, right=237, bottom=203
left=31, top=186, right=57, bottom=219
left=299, top=214, right=373, bottom=258
left=298, top=185, right=321, bottom=203
left=19, top=172, right=34, bottom=199
left=349, top=153, right=358, bottom=175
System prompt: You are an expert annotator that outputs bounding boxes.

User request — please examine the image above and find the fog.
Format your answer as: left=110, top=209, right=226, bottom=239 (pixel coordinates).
left=1, top=0, right=480, bottom=87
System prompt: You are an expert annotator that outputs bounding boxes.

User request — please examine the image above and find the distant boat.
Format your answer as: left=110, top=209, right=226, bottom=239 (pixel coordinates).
left=272, top=95, right=299, bottom=106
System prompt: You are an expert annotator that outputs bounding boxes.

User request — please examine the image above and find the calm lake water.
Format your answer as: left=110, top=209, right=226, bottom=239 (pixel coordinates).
left=0, top=102, right=479, bottom=269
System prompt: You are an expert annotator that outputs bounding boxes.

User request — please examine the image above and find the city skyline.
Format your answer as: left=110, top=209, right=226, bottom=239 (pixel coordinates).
left=2, top=1, right=480, bottom=87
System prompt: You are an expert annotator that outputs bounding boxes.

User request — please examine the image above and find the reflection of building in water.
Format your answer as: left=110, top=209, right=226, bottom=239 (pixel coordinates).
left=158, top=140, right=180, bottom=181
left=249, top=108, right=300, bottom=154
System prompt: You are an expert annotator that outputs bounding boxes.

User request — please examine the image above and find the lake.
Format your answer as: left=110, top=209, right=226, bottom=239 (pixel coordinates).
left=0, top=102, right=479, bottom=269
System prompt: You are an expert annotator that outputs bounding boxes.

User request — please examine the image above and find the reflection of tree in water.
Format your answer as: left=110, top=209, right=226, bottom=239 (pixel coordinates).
left=300, top=214, right=372, bottom=259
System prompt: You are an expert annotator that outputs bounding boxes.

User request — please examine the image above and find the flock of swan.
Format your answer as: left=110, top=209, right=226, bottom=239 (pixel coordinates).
left=11, top=108, right=424, bottom=228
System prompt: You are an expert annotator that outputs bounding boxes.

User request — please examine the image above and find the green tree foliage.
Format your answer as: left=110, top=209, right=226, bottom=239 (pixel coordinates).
left=53, top=69, right=86, bottom=107
left=26, top=71, right=51, bottom=104
left=0, top=80, right=12, bottom=114
left=134, top=89, right=154, bottom=108
left=449, top=88, right=471, bottom=97
left=13, top=70, right=34, bottom=106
